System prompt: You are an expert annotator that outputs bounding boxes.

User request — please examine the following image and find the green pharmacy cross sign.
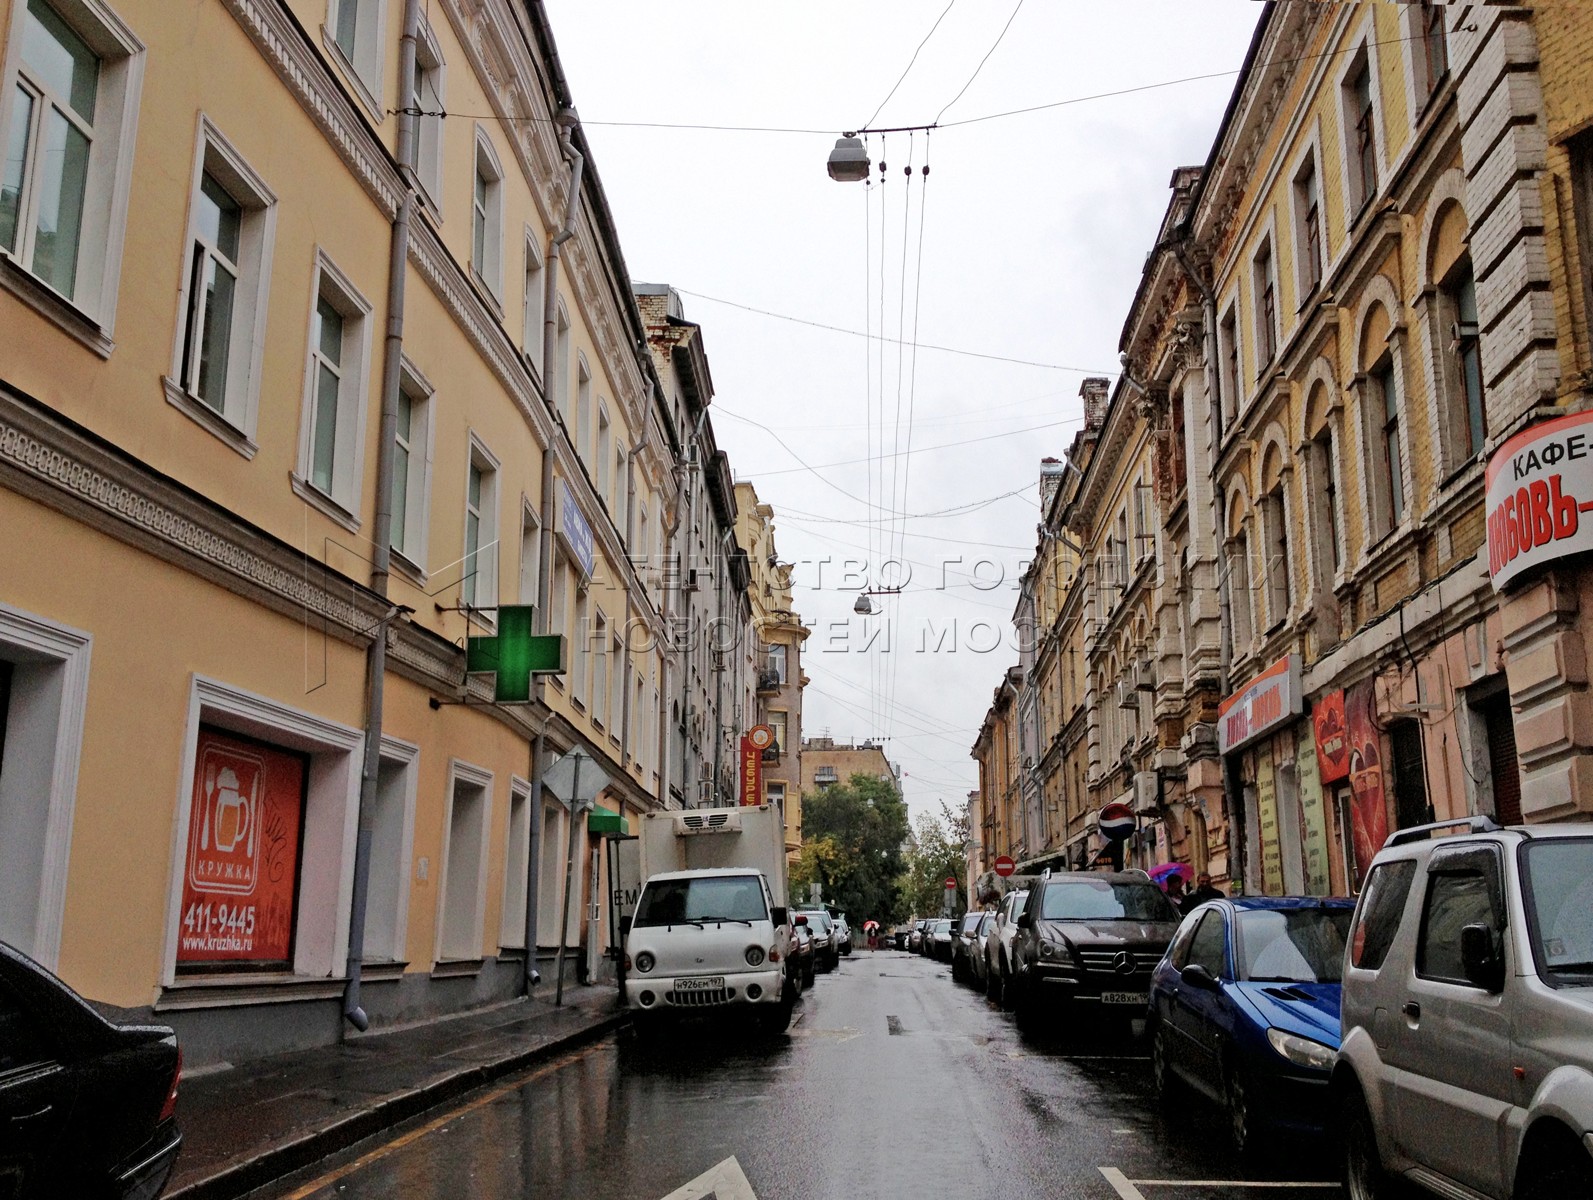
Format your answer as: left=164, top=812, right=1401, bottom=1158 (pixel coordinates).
left=465, top=606, right=565, bottom=703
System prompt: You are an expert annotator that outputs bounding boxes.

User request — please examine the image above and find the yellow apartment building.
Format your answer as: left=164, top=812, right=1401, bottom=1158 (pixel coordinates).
left=0, top=0, right=687, bottom=1065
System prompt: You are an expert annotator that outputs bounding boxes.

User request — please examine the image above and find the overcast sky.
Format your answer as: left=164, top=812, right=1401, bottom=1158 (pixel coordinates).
left=545, top=1, right=1263, bottom=828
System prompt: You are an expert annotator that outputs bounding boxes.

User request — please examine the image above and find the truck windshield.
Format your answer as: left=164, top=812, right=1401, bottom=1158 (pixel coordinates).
left=1522, top=840, right=1593, bottom=985
left=633, top=876, right=768, bottom=927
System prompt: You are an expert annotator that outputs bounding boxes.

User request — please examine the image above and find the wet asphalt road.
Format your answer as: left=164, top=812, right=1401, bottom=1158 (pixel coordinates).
left=254, top=949, right=1346, bottom=1200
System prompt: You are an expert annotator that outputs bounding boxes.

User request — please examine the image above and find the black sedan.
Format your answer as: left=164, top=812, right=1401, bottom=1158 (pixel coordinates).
left=1, top=941, right=182, bottom=1199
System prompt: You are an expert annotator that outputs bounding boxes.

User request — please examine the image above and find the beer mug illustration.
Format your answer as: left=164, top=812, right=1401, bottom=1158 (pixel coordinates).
left=213, top=766, right=253, bottom=853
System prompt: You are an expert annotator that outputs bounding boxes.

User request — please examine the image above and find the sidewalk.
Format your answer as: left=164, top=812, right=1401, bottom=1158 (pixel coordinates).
left=166, top=983, right=629, bottom=1200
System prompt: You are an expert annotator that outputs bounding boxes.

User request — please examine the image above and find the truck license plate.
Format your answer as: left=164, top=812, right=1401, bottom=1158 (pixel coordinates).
left=675, top=976, right=725, bottom=992
left=1101, top=991, right=1147, bottom=1005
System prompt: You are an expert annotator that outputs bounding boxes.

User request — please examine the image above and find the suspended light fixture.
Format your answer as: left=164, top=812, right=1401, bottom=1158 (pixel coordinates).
left=827, top=135, right=871, bottom=182
left=854, top=592, right=877, bottom=615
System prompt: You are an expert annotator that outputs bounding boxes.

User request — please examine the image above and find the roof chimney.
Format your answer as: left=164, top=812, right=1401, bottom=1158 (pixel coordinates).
left=1080, top=377, right=1110, bottom=432
left=1038, top=456, right=1067, bottom=514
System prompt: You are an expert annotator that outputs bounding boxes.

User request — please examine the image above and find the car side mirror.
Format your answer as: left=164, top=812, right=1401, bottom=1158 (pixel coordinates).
left=1016, top=912, right=1031, bottom=930
left=619, top=915, right=633, bottom=936
left=1460, top=923, right=1504, bottom=992
left=770, top=906, right=788, bottom=927
left=794, top=914, right=808, bottom=926
left=1180, top=963, right=1219, bottom=990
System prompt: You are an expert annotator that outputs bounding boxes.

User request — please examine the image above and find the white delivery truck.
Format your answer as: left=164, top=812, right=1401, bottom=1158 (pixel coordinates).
left=622, top=804, right=797, bottom=1034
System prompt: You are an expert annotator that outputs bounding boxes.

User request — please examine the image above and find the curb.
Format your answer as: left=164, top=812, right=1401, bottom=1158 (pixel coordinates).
left=167, top=1009, right=630, bottom=1200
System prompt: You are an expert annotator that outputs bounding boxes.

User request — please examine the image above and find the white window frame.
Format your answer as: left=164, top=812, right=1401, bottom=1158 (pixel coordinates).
left=591, top=607, right=609, bottom=727
left=324, top=0, right=386, bottom=120
left=596, top=402, right=611, bottom=498
left=165, top=115, right=277, bottom=455
left=0, top=0, right=145, bottom=348
left=0, top=602, right=92, bottom=971
left=407, top=20, right=444, bottom=209
left=574, top=352, right=591, bottom=455
left=767, top=642, right=787, bottom=684
left=518, top=498, right=541, bottom=606
left=499, top=776, right=532, bottom=950
left=610, top=627, right=623, bottom=739
left=366, top=734, right=418, bottom=963
left=555, top=298, right=572, bottom=423
left=1290, top=142, right=1325, bottom=307
left=522, top=231, right=544, bottom=371
left=549, top=549, right=570, bottom=692
left=390, top=356, right=435, bottom=577
left=294, top=251, right=373, bottom=525
left=470, top=126, right=503, bottom=302
left=436, top=759, right=493, bottom=964
left=161, top=675, right=363, bottom=988
left=462, top=433, right=500, bottom=617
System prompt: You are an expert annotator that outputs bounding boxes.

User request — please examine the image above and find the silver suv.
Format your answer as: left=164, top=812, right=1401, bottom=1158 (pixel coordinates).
left=1334, top=817, right=1593, bottom=1200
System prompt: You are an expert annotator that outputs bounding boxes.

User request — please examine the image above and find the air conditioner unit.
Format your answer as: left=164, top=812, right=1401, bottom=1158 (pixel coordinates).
left=1135, top=662, right=1156, bottom=691
left=1116, top=681, right=1140, bottom=709
left=675, top=809, right=741, bottom=835
left=1133, top=770, right=1160, bottom=814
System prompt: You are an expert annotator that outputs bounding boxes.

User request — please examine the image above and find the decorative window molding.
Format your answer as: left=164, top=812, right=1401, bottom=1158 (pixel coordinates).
left=461, top=432, right=500, bottom=620
left=408, top=19, right=445, bottom=210
left=160, top=674, right=364, bottom=990
left=521, top=230, right=545, bottom=374
left=166, top=114, right=277, bottom=453
left=0, top=602, right=92, bottom=972
left=366, top=734, right=419, bottom=963
left=499, top=775, right=532, bottom=950
left=391, top=356, right=435, bottom=577
left=471, top=125, right=504, bottom=304
left=321, top=0, right=387, bottom=124
left=0, top=0, right=146, bottom=341
left=294, top=249, right=374, bottom=524
left=436, top=758, right=494, bottom=964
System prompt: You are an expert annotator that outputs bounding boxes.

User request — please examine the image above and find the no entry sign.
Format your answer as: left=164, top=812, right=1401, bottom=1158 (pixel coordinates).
left=944, top=876, right=957, bottom=889
left=994, top=855, right=1016, bottom=877
left=1098, top=801, right=1136, bottom=842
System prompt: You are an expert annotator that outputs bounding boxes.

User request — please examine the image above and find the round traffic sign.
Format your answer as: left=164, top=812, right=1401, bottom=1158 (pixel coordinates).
left=994, top=855, right=1016, bottom=877
left=944, top=876, right=957, bottom=889
left=1098, top=801, right=1136, bottom=842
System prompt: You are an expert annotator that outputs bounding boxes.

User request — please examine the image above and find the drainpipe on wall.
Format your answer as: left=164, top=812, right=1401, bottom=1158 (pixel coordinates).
left=343, top=0, right=422, bottom=1034
left=524, top=108, right=584, bottom=993
left=619, top=407, right=650, bottom=781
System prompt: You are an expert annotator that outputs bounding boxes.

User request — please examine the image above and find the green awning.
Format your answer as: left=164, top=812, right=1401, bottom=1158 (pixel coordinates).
left=587, top=805, right=629, bottom=835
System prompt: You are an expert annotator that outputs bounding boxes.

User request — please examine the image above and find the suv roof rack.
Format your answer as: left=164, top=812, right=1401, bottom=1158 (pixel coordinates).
left=1385, top=815, right=1503, bottom=847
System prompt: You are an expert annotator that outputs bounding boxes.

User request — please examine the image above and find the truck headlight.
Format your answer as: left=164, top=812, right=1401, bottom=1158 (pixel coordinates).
left=635, top=952, right=656, bottom=974
left=745, top=946, right=766, bottom=967
left=1266, top=1028, right=1337, bottom=1071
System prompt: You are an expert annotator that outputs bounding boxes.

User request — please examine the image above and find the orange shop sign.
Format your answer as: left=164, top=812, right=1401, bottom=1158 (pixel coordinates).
left=1487, top=408, right=1593, bottom=591
left=739, top=730, right=768, bottom=806
left=1218, top=654, right=1301, bottom=754
left=177, top=728, right=307, bottom=969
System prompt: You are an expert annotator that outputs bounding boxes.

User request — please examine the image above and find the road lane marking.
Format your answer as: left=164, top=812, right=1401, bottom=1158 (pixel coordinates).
left=1132, top=1183, right=1339, bottom=1189
left=658, top=1155, right=759, bottom=1200
left=1101, top=1167, right=1148, bottom=1200
left=275, top=1046, right=593, bottom=1199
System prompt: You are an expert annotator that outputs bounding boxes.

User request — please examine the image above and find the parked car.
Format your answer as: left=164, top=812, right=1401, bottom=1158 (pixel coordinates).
left=1010, top=870, right=1181, bottom=1033
left=1334, top=817, right=1593, bottom=1200
left=929, top=918, right=955, bottom=962
left=789, top=917, right=816, bottom=988
left=796, top=908, right=840, bottom=972
left=951, top=912, right=986, bottom=983
left=1148, top=896, right=1354, bottom=1155
left=966, top=912, right=995, bottom=990
left=0, top=940, right=183, bottom=1200
left=832, top=913, right=852, bottom=956
left=984, top=888, right=1029, bottom=1007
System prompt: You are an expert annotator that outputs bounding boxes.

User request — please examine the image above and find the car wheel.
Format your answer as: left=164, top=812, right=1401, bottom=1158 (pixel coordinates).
left=1151, top=1023, right=1181, bottom=1107
left=1517, top=1148, right=1593, bottom=1200
left=984, top=965, right=999, bottom=1001
left=760, top=995, right=795, bottom=1035
left=1342, top=1089, right=1395, bottom=1200
left=1225, top=1064, right=1261, bottom=1158
left=803, top=961, right=815, bottom=987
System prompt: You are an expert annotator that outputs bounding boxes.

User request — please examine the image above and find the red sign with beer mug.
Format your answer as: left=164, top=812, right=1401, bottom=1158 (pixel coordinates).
left=178, top=728, right=306, bottom=968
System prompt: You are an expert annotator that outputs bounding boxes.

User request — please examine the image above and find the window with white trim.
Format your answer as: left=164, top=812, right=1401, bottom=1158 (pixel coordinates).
left=297, top=255, right=372, bottom=516
left=499, top=778, right=531, bottom=950
left=438, top=763, right=490, bottom=962
left=518, top=501, right=540, bottom=606
left=327, top=0, right=383, bottom=108
left=549, top=549, right=571, bottom=690
left=574, top=586, right=589, bottom=706
left=1261, top=483, right=1290, bottom=626
left=0, top=0, right=143, bottom=324
left=367, top=740, right=417, bottom=963
left=613, top=443, right=627, bottom=520
left=462, top=439, right=499, bottom=610
left=407, top=22, right=443, bottom=206
left=171, top=121, right=276, bottom=439
left=391, top=361, right=433, bottom=568
left=471, top=131, right=503, bottom=299
left=592, top=608, right=609, bottom=729
left=610, top=627, right=623, bottom=736
left=574, top=353, right=591, bottom=454
left=596, top=404, right=611, bottom=499
left=1369, top=354, right=1405, bottom=535
left=1217, top=305, right=1240, bottom=428
left=1293, top=155, right=1323, bottom=300
left=522, top=235, right=544, bottom=370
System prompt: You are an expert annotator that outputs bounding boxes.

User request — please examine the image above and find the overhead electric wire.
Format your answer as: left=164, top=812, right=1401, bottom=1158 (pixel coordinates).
left=863, top=0, right=959, bottom=130
left=934, top=0, right=1027, bottom=124
left=728, top=415, right=1075, bottom=478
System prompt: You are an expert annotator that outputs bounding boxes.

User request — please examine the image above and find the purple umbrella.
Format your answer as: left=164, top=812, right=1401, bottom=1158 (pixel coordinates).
left=1149, top=862, right=1192, bottom=888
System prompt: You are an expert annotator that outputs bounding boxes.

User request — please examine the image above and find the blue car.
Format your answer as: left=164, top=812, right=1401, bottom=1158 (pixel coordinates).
left=1147, top=896, right=1354, bottom=1155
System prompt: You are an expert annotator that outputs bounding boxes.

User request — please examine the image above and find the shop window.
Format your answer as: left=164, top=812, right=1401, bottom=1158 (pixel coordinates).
left=0, top=0, right=145, bottom=329
left=438, top=763, right=492, bottom=962
left=535, top=801, right=562, bottom=945
left=1389, top=719, right=1430, bottom=831
left=499, top=779, right=531, bottom=950
left=0, top=605, right=91, bottom=969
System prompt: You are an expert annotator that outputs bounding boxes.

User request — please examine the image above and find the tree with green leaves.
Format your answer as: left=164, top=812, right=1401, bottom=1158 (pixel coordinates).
left=898, top=801, right=972, bottom=918
left=789, top=772, right=909, bottom=924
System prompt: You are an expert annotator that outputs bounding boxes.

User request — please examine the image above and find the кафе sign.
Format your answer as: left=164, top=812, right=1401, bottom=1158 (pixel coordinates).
left=1218, top=654, right=1302, bottom=754
left=1487, top=408, right=1593, bottom=590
